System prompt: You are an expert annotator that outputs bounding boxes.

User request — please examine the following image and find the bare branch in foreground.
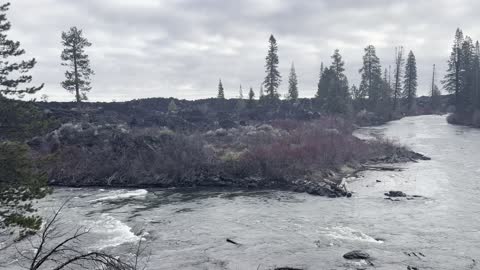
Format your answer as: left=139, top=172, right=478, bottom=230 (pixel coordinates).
left=15, top=201, right=147, bottom=270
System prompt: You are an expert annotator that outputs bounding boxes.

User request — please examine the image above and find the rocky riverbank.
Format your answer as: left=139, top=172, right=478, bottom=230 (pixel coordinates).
left=447, top=110, right=480, bottom=128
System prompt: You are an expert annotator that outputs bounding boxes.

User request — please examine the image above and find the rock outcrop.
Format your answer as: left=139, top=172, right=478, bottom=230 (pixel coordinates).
left=343, top=250, right=371, bottom=260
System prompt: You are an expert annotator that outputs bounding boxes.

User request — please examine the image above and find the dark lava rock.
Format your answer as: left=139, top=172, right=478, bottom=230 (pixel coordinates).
left=343, top=250, right=371, bottom=260
left=376, top=180, right=382, bottom=183
left=219, top=119, right=237, bottom=129
left=385, top=197, right=401, bottom=201
left=410, top=152, right=431, bottom=161
left=384, top=191, right=407, bottom=197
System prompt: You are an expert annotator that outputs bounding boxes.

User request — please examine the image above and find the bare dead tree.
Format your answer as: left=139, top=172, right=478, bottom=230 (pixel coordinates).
left=12, top=201, right=147, bottom=270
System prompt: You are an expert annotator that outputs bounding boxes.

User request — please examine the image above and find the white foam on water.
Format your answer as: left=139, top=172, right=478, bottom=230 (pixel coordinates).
left=85, top=214, right=140, bottom=249
left=90, top=189, right=148, bottom=202
left=324, top=226, right=383, bottom=243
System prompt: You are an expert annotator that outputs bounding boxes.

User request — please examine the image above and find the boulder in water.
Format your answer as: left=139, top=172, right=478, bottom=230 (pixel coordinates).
left=384, top=191, right=407, bottom=197
left=343, top=250, right=371, bottom=260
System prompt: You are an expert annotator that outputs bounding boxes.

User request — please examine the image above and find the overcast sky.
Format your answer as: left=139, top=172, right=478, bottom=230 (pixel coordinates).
left=8, top=0, right=480, bottom=101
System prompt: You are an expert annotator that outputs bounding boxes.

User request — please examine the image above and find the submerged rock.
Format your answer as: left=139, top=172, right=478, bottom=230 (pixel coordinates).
left=343, top=250, right=371, bottom=260
left=384, top=191, right=407, bottom=197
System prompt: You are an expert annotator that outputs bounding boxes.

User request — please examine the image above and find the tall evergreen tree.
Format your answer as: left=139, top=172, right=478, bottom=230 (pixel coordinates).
left=248, top=87, right=255, bottom=101
left=287, top=62, right=298, bottom=100
left=462, top=36, right=475, bottom=109
left=317, top=67, right=332, bottom=100
left=442, top=28, right=464, bottom=110
left=239, top=84, right=243, bottom=99
left=0, top=3, right=43, bottom=97
left=316, top=64, right=326, bottom=98
left=351, top=85, right=361, bottom=100
left=325, top=49, right=350, bottom=114
left=359, top=45, right=382, bottom=103
left=474, top=41, right=480, bottom=109
left=168, top=99, right=178, bottom=113
left=431, top=64, right=442, bottom=111
left=61, top=26, right=94, bottom=103
left=263, top=35, right=281, bottom=99
left=217, top=79, right=225, bottom=99
left=393, top=47, right=405, bottom=111
left=403, top=50, right=418, bottom=111
left=388, top=65, right=392, bottom=87
left=380, top=68, right=393, bottom=107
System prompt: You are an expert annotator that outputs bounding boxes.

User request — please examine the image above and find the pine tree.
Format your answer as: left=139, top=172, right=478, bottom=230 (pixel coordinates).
left=380, top=69, right=393, bottom=104
left=462, top=36, right=476, bottom=110
left=248, top=87, right=255, bottom=101
left=317, top=67, right=332, bottom=100
left=461, top=36, right=475, bottom=110
left=316, top=65, right=324, bottom=98
left=403, top=50, right=418, bottom=112
left=351, top=85, right=361, bottom=100
left=0, top=142, right=50, bottom=234
left=0, top=3, right=43, bottom=97
left=259, top=85, right=264, bottom=98
left=217, top=79, right=225, bottom=99
left=388, top=65, right=392, bottom=87
left=431, top=64, right=442, bottom=111
left=393, top=47, right=405, bottom=111
left=442, top=28, right=464, bottom=110
left=61, top=26, right=94, bottom=103
left=324, top=49, right=350, bottom=114
left=168, top=99, right=178, bottom=113
left=359, top=45, right=382, bottom=103
left=239, top=84, right=243, bottom=99
left=316, top=62, right=325, bottom=99
left=287, top=62, right=298, bottom=100
left=474, top=41, right=480, bottom=109
left=263, top=35, right=281, bottom=99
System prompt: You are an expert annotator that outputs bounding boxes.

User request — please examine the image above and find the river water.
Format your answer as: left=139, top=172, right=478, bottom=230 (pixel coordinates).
left=3, top=115, right=480, bottom=269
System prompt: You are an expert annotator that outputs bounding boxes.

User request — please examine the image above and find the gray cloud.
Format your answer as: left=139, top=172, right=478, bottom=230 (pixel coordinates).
left=7, top=0, right=480, bottom=101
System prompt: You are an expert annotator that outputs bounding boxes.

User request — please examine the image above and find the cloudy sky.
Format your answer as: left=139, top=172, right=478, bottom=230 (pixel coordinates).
left=7, top=0, right=480, bottom=101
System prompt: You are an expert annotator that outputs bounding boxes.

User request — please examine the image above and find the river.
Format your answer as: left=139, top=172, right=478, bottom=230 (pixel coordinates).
left=3, top=115, right=480, bottom=269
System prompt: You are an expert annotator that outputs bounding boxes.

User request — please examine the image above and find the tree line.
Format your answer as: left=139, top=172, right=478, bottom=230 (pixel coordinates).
left=217, top=35, right=427, bottom=117
left=442, top=28, right=480, bottom=114
left=4, top=3, right=475, bottom=117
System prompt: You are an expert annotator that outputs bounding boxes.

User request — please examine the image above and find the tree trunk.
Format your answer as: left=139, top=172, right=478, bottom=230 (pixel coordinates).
left=455, top=48, right=460, bottom=109
left=73, top=44, right=80, bottom=104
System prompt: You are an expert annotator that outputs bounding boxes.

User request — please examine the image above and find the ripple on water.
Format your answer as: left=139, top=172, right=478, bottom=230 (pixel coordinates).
left=82, top=213, right=141, bottom=249
left=322, top=226, right=384, bottom=243
left=90, top=189, right=148, bottom=202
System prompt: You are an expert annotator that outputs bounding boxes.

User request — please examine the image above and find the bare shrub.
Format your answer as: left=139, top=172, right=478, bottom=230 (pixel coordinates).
left=39, top=124, right=214, bottom=186
left=12, top=201, right=147, bottom=270
left=33, top=117, right=409, bottom=188
left=226, top=118, right=396, bottom=181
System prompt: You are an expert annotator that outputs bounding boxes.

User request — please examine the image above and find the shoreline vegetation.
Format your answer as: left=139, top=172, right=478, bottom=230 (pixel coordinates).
left=19, top=98, right=432, bottom=198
